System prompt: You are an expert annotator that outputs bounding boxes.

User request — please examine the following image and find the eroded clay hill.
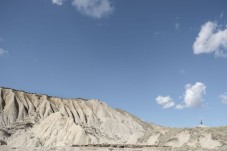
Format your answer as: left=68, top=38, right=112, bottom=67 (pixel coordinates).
left=0, top=87, right=227, bottom=150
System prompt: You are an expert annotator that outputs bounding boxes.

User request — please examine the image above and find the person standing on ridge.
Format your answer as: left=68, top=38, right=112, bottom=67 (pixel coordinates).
left=200, top=120, right=203, bottom=125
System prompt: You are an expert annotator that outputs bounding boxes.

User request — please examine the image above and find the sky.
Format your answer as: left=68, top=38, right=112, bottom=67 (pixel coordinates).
left=1, top=0, right=227, bottom=127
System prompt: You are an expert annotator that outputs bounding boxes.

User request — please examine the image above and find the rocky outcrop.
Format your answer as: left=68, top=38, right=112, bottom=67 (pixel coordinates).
left=0, top=87, right=226, bottom=150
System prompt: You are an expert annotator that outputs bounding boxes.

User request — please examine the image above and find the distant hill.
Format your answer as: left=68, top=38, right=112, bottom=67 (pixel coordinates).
left=0, top=87, right=226, bottom=150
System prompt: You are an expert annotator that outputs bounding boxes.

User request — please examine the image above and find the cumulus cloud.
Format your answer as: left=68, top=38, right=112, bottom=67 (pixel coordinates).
left=156, top=82, right=206, bottom=110
left=156, top=96, right=175, bottom=109
left=183, top=82, right=206, bottom=108
left=193, top=21, right=227, bottom=57
left=52, top=0, right=65, bottom=5
left=219, top=93, right=227, bottom=104
left=50, top=0, right=113, bottom=18
left=0, top=48, right=8, bottom=56
left=72, top=0, right=113, bottom=19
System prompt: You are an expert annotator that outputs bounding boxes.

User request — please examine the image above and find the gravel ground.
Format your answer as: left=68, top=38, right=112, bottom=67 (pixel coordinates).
left=1, top=146, right=226, bottom=151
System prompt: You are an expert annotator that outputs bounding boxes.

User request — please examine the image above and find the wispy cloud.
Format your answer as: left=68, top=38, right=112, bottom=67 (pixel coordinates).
left=153, top=32, right=165, bottom=39
left=193, top=21, right=227, bottom=58
left=180, top=69, right=185, bottom=75
left=52, top=0, right=66, bottom=6
left=219, top=92, right=227, bottom=104
left=220, top=12, right=224, bottom=18
left=174, top=16, right=181, bottom=30
left=175, top=104, right=184, bottom=110
left=175, top=23, right=180, bottom=30
left=0, top=48, right=8, bottom=56
left=156, top=96, right=175, bottom=109
left=51, top=0, right=114, bottom=19
left=156, top=82, right=206, bottom=110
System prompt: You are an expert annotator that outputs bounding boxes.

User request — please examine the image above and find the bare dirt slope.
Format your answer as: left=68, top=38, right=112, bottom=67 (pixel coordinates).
left=0, top=87, right=226, bottom=150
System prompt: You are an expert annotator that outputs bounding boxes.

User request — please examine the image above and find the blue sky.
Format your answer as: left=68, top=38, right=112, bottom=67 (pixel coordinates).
left=1, top=0, right=227, bottom=127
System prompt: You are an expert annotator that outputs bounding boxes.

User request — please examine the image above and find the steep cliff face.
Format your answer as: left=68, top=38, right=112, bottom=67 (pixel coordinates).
left=0, top=87, right=226, bottom=150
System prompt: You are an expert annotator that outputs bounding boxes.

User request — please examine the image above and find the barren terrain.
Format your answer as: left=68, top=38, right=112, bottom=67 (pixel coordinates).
left=0, top=87, right=226, bottom=150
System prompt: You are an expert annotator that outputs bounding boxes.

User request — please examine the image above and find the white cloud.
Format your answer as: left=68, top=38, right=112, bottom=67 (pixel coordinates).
left=157, top=82, right=206, bottom=110
left=0, top=48, right=8, bottom=56
left=72, top=0, right=113, bottom=19
left=52, top=0, right=65, bottom=5
left=193, top=21, right=227, bottom=57
left=219, top=93, right=227, bottom=104
left=183, top=82, right=206, bottom=108
left=50, top=0, right=113, bottom=19
left=156, top=96, right=175, bottom=109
